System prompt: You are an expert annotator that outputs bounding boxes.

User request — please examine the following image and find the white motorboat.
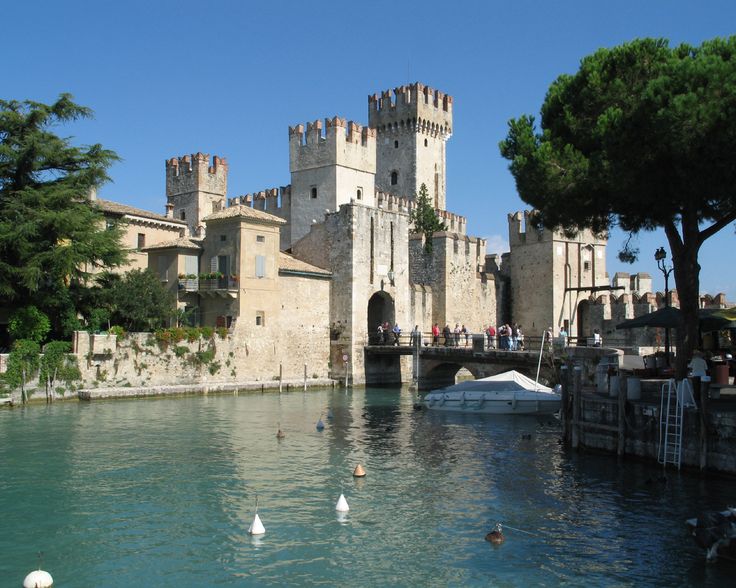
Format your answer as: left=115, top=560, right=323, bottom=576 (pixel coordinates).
left=423, top=370, right=561, bottom=415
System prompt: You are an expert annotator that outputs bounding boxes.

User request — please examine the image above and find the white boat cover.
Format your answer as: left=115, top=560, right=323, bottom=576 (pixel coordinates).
left=436, top=370, right=553, bottom=394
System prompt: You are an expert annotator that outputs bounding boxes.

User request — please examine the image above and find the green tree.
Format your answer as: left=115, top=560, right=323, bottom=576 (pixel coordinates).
left=410, top=183, right=447, bottom=253
left=499, top=37, right=736, bottom=377
left=0, top=94, right=126, bottom=338
left=8, top=305, right=50, bottom=343
left=39, top=340, right=80, bottom=402
left=4, top=339, right=41, bottom=403
left=109, top=269, right=175, bottom=332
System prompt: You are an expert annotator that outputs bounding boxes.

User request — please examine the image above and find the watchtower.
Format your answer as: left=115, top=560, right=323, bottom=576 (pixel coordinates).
left=368, top=83, right=453, bottom=210
left=166, top=153, right=228, bottom=237
left=288, top=117, right=376, bottom=246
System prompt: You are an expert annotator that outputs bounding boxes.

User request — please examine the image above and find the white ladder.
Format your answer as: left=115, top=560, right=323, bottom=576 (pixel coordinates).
left=658, top=379, right=696, bottom=468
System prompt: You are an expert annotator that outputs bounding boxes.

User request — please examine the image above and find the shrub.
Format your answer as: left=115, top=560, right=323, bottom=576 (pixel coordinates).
left=174, top=345, right=188, bottom=358
left=8, top=306, right=50, bottom=343
left=108, top=325, right=126, bottom=338
left=200, top=326, right=214, bottom=340
left=216, top=326, right=228, bottom=339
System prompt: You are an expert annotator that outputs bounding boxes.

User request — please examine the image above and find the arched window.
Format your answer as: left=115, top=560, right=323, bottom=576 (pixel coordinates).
left=357, top=188, right=362, bottom=200
left=391, top=171, right=398, bottom=185
left=424, top=138, right=428, bottom=147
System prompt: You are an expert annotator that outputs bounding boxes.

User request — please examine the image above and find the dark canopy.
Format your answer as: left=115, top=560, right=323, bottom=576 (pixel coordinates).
left=616, top=307, right=736, bottom=331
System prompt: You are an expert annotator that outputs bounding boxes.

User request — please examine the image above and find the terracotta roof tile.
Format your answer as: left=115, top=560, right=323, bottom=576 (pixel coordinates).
left=94, top=199, right=187, bottom=225
left=279, top=252, right=331, bottom=276
left=204, top=205, right=286, bottom=224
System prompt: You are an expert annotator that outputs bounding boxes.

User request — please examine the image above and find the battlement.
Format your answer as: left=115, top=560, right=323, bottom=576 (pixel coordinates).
left=165, top=152, right=228, bottom=197
left=228, top=186, right=291, bottom=215
left=508, top=210, right=606, bottom=247
left=289, top=117, right=376, bottom=148
left=289, top=117, right=376, bottom=174
left=374, top=190, right=466, bottom=233
left=368, top=82, right=453, bottom=136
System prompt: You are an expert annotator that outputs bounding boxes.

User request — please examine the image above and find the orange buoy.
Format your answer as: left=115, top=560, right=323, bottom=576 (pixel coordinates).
left=353, top=464, right=366, bottom=478
left=485, top=523, right=505, bottom=545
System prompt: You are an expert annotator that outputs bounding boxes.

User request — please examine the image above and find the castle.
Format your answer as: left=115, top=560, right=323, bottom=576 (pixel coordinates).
left=77, top=82, right=727, bottom=386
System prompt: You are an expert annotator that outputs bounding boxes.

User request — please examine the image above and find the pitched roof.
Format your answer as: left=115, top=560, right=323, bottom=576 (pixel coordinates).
left=279, top=252, right=331, bottom=276
left=94, top=198, right=187, bottom=225
left=204, top=204, right=287, bottom=224
left=141, top=238, right=203, bottom=252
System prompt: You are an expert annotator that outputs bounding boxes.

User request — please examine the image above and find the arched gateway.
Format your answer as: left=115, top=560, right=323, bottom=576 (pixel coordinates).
left=367, top=291, right=395, bottom=344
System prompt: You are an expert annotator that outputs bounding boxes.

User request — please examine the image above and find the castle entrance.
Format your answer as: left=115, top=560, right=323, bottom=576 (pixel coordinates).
left=367, top=291, right=395, bottom=344
left=576, top=299, right=589, bottom=342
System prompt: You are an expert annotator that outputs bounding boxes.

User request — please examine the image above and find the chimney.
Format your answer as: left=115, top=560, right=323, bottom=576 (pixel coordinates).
left=165, top=202, right=174, bottom=218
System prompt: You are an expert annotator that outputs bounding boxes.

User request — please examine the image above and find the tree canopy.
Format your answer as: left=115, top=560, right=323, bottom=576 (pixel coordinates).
left=107, top=269, right=176, bottom=332
left=499, top=37, right=736, bottom=376
left=0, top=94, right=126, bottom=339
left=410, top=183, right=447, bottom=253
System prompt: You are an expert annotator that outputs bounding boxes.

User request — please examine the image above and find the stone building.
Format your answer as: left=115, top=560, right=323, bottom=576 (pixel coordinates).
left=6, top=81, right=725, bottom=386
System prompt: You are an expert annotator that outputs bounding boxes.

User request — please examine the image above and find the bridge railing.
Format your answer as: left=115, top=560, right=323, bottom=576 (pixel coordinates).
left=367, top=331, right=555, bottom=352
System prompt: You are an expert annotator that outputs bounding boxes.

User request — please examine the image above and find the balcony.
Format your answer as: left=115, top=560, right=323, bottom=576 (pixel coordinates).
left=184, top=275, right=239, bottom=299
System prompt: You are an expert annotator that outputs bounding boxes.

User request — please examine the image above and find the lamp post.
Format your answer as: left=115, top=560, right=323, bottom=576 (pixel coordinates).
left=654, top=247, right=673, bottom=366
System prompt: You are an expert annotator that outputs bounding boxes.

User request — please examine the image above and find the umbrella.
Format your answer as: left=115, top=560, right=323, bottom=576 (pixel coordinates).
left=698, top=307, right=736, bottom=332
left=616, top=306, right=736, bottom=331
left=616, top=306, right=683, bottom=330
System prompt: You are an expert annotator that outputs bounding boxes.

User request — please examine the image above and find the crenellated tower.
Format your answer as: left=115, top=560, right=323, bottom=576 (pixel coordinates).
left=368, top=83, right=452, bottom=210
left=288, top=116, right=376, bottom=246
left=166, top=153, right=228, bottom=237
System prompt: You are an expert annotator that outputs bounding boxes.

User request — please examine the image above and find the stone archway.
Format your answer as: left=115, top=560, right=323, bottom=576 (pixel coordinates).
left=367, top=291, right=395, bottom=344
left=576, top=299, right=589, bottom=342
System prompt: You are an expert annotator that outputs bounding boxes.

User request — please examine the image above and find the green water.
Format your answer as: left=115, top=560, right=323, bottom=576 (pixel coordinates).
left=0, top=388, right=733, bottom=586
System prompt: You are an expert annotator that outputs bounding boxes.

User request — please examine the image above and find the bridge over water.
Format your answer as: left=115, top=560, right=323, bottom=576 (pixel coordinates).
left=364, top=341, right=560, bottom=390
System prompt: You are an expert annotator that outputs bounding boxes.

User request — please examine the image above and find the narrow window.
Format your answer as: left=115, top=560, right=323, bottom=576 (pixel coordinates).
left=391, top=171, right=398, bottom=186
left=370, top=217, right=374, bottom=284
left=357, top=188, right=362, bottom=200
left=137, top=233, right=146, bottom=249
left=584, top=261, right=591, bottom=272
left=311, top=187, right=318, bottom=199
left=255, top=311, right=265, bottom=326
left=255, top=255, right=266, bottom=278
left=256, top=235, right=265, bottom=243
left=424, top=138, right=428, bottom=147
left=180, top=210, right=186, bottom=220
left=394, top=140, right=399, bottom=148
left=390, top=221, right=394, bottom=272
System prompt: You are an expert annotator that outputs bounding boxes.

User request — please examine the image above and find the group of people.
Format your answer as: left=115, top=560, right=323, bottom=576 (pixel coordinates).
left=375, top=321, right=403, bottom=346
left=430, top=323, right=472, bottom=347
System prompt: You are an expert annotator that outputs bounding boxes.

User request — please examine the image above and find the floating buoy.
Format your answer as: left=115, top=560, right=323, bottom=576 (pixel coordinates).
left=248, top=513, right=265, bottom=536
left=335, top=493, right=350, bottom=512
left=485, top=522, right=504, bottom=545
left=248, top=496, right=265, bottom=536
left=316, top=418, right=325, bottom=431
left=23, top=569, right=53, bottom=588
left=353, top=464, right=366, bottom=478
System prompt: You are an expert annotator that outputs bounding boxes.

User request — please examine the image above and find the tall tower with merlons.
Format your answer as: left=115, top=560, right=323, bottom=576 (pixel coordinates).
left=368, top=83, right=452, bottom=210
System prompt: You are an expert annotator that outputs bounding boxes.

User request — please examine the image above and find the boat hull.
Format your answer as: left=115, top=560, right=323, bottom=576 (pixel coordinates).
left=423, top=391, right=561, bottom=415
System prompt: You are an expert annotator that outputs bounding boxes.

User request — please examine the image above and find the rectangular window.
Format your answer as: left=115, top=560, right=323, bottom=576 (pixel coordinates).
left=180, top=210, right=186, bottom=220
left=256, top=235, right=265, bottom=243
left=137, top=233, right=146, bottom=249
left=255, top=255, right=266, bottom=278
left=220, top=234, right=227, bottom=242
left=311, top=186, right=317, bottom=199
left=106, top=219, right=115, bottom=230
left=583, top=261, right=591, bottom=271
left=255, top=311, right=265, bottom=326
left=158, top=256, right=168, bottom=281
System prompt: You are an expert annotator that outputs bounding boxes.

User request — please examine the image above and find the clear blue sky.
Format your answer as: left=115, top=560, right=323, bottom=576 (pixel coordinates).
left=5, top=0, right=735, bottom=300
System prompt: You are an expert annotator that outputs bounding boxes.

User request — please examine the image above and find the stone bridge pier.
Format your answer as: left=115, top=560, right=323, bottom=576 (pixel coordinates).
left=364, top=345, right=559, bottom=390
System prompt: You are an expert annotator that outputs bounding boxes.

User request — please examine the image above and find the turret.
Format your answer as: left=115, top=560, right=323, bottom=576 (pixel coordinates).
left=166, top=153, right=228, bottom=237
left=368, top=83, right=453, bottom=210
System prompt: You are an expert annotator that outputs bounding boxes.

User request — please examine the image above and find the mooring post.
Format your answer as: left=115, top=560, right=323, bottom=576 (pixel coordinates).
left=572, top=366, right=582, bottom=450
left=279, top=363, right=283, bottom=393
left=560, top=365, right=569, bottom=443
left=617, top=375, right=626, bottom=458
left=694, top=376, right=707, bottom=471
left=303, top=363, right=307, bottom=391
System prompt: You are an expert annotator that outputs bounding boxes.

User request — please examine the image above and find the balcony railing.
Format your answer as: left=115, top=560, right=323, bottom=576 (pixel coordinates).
left=178, top=277, right=239, bottom=293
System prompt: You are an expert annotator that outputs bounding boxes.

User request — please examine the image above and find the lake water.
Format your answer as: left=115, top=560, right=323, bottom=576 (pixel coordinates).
left=1, top=387, right=734, bottom=587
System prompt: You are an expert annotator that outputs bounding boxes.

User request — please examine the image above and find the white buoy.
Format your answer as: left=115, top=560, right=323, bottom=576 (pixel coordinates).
left=335, top=493, right=350, bottom=512
left=248, top=513, right=266, bottom=536
left=23, top=569, right=53, bottom=588
left=316, top=418, right=325, bottom=431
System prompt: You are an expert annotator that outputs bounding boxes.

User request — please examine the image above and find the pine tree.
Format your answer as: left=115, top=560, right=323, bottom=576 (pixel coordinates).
left=0, top=94, right=126, bottom=338
left=409, top=183, right=447, bottom=254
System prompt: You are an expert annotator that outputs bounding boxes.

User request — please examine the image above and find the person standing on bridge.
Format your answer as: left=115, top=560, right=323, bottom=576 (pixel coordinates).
left=410, top=325, right=421, bottom=347
left=392, top=323, right=402, bottom=346
left=443, top=324, right=452, bottom=347
left=432, top=323, right=440, bottom=346
left=486, top=325, right=496, bottom=349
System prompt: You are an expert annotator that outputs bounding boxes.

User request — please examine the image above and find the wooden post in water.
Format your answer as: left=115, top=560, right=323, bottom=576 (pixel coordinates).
left=617, top=375, right=626, bottom=458
left=560, top=365, right=569, bottom=443
left=572, top=366, right=582, bottom=450
left=279, top=363, right=283, bottom=393
left=694, top=376, right=708, bottom=471
left=303, top=364, right=307, bottom=391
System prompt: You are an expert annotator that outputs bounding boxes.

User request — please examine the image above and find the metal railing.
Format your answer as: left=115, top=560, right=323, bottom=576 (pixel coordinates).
left=180, top=277, right=239, bottom=292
